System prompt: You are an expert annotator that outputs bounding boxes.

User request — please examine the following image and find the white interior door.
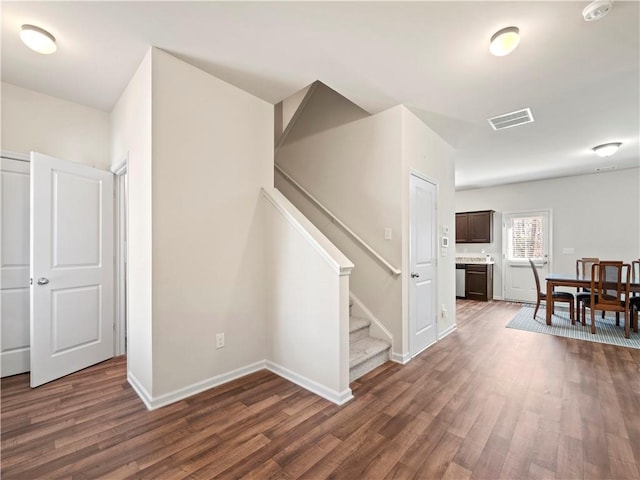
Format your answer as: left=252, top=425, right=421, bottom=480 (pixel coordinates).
left=409, top=173, right=437, bottom=357
left=503, top=210, right=551, bottom=302
left=1, top=157, right=31, bottom=376
left=30, top=152, right=114, bottom=387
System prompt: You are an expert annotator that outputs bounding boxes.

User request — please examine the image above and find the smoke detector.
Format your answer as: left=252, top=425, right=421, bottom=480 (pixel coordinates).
left=583, top=0, right=613, bottom=21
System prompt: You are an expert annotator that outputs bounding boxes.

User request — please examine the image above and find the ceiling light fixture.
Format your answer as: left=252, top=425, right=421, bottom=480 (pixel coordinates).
left=20, top=24, right=57, bottom=54
left=592, top=142, right=622, bottom=157
left=583, top=0, right=613, bottom=21
left=489, top=26, right=520, bottom=56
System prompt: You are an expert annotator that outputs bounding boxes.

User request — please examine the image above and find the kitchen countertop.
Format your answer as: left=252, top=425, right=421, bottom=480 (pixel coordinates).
left=455, top=261, right=495, bottom=265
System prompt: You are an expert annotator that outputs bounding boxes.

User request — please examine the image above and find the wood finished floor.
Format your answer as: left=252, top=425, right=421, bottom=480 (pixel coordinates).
left=3, top=300, right=640, bottom=479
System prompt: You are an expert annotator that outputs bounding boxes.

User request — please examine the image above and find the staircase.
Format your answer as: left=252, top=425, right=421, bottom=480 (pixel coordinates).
left=349, top=307, right=391, bottom=382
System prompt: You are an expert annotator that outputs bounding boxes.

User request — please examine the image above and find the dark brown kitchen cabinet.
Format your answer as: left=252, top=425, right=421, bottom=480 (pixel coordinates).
left=455, top=210, right=494, bottom=243
left=465, top=264, right=493, bottom=301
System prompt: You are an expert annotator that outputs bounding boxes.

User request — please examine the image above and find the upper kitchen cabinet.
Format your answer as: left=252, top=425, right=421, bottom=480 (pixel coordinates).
left=456, top=210, right=494, bottom=243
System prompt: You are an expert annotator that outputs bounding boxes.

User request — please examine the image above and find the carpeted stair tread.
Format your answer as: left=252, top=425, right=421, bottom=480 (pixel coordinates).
left=349, top=316, right=370, bottom=333
left=349, top=337, right=390, bottom=369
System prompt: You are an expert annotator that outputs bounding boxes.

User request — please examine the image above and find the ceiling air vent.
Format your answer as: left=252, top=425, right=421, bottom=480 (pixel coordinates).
left=488, top=108, right=534, bottom=131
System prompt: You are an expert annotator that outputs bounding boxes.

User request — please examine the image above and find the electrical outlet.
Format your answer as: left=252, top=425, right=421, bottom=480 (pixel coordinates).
left=441, top=304, right=448, bottom=318
left=384, top=227, right=392, bottom=240
left=216, top=333, right=225, bottom=349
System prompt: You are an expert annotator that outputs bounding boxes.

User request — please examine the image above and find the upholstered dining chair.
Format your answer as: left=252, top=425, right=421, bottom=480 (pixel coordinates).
left=575, top=257, right=599, bottom=325
left=529, top=259, right=575, bottom=322
left=629, top=260, right=640, bottom=333
left=582, top=261, right=631, bottom=337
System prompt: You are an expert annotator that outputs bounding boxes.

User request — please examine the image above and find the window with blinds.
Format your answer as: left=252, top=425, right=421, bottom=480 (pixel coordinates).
left=509, top=216, right=544, bottom=260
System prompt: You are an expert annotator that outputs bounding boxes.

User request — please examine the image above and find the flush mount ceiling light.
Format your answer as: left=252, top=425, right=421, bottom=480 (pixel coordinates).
left=592, top=142, right=622, bottom=157
left=583, top=0, right=613, bottom=21
left=489, top=26, right=520, bottom=56
left=20, top=24, right=57, bottom=54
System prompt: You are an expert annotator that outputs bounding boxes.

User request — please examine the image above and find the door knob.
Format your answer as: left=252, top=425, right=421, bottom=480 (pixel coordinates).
left=411, top=272, right=420, bottom=278
left=37, top=277, right=49, bottom=285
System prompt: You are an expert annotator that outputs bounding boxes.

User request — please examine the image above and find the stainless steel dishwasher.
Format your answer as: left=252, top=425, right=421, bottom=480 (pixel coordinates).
left=456, top=264, right=465, bottom=298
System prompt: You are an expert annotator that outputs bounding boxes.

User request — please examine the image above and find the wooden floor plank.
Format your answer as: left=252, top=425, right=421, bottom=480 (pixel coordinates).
left=3, top=300, right=640, bottom=479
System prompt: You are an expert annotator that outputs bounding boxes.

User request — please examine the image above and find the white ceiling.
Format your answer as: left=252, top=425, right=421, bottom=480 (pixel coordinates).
left=2, top=1, right=639, bottom=189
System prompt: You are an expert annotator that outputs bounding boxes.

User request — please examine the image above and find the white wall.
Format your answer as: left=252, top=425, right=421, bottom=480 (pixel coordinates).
left=456, top=167, right=640, bottom=297
left=110, top=49, right=154, bottom=395
left=1, top=82, right=110, bottom=169
left=263, top=188, right=353, bottom=403
left=283, top=82, right=370, bottom=145
left=276, top=100, right=405, bottom=354
left=401, top=107, right=456, bottom=341
left=276, top=88, right=457, bottom=359
left=150, top=48, right=273, bottom=398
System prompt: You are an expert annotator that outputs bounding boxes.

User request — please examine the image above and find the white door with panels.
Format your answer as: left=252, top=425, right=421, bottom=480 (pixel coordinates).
left=503, top=210, right=551, bottom=302
left=409, top=173, right=437, bottom=357
left=30, top=152, right=114, bottom=387
left=1, top=157, right=31, bottom=376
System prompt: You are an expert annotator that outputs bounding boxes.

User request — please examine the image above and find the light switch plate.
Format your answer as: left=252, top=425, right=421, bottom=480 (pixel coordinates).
left=384, top=228, right=392, bottom=240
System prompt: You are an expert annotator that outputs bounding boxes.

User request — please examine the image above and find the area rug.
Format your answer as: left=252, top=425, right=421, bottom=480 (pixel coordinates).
left=506, top=306, right=640, bottom=349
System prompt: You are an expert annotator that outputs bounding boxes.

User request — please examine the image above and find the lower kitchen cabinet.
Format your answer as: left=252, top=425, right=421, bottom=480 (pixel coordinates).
left=465, top=264, right=494, bottom=301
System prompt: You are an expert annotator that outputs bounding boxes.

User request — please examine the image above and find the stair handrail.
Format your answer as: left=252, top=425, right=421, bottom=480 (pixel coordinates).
left=275, top=163, right=401, bottom=276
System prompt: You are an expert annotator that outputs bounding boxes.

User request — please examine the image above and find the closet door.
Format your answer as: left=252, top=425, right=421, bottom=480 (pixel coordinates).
left=1, top=157, right=31, bottom=376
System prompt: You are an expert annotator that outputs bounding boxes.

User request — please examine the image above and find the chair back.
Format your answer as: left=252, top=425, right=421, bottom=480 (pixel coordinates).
left=590, top=261, right=630, bottom=307
left=632, top=260, right=640, bottom=296
left=576, top=257, right=599, bottom=292
left=529, top=258, right=541, bottom=294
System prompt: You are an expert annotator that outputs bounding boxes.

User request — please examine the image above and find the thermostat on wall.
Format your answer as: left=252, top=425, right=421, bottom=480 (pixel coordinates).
left=441, top=236, right=449, bottom=248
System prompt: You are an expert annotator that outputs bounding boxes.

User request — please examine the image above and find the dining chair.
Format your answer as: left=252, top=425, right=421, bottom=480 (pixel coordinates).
left=582, top=261, right=631, bottom=337
left=575, top=257, right=599, bottom=325
left=629, top=260, right=640, bottom=333
left=529, top=259, right=575, bottom=322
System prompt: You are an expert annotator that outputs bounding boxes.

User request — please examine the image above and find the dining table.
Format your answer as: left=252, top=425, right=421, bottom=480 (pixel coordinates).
left=545, top=273, right=640, bottom=338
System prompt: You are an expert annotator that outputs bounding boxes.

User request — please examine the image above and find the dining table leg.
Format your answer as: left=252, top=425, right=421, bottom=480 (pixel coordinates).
left=625, top=312, right=630, bottom=339
left=546, top=281, right=553, bottom=325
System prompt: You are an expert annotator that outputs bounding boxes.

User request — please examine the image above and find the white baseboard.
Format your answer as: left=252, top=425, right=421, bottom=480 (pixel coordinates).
left=128, top=361, right=266, bottom=411
left=266, top=361, right=353, bottom=405
left=438, top=324, right=457, bottom=340
left=127, top=371, right=154, bottom=410
left=127, top=359, right=353, bottom=411
left=391, top=352, right=411, bottom=364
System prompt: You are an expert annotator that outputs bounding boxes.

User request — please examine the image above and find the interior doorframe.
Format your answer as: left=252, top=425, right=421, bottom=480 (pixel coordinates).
left=501, top=208, right=553, bottom=300
left=111, top=155, right=128, bottom=356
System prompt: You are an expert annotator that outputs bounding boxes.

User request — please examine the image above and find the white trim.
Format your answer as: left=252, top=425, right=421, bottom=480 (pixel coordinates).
left=127, top=371, right=154, bottom=410
left=111, top=155, right=128, bottom=175
left=113, top=160, right=128, bottom=356
left=265, top=361, right=353, bottom=405
left=1, top=150, right=29, bottom=161
left=438, top=323, right=457, bottom=340
left=275, top=165, right=401, bottom=276
left=262, top=188, right=354, bottom=276
left=409, top=168, right=440, bottom=187
left=391, top=352, right=411, bottom=364
left=128, top=359, right=353, bottom=410
left=129, top=361, right=267, bottom=411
